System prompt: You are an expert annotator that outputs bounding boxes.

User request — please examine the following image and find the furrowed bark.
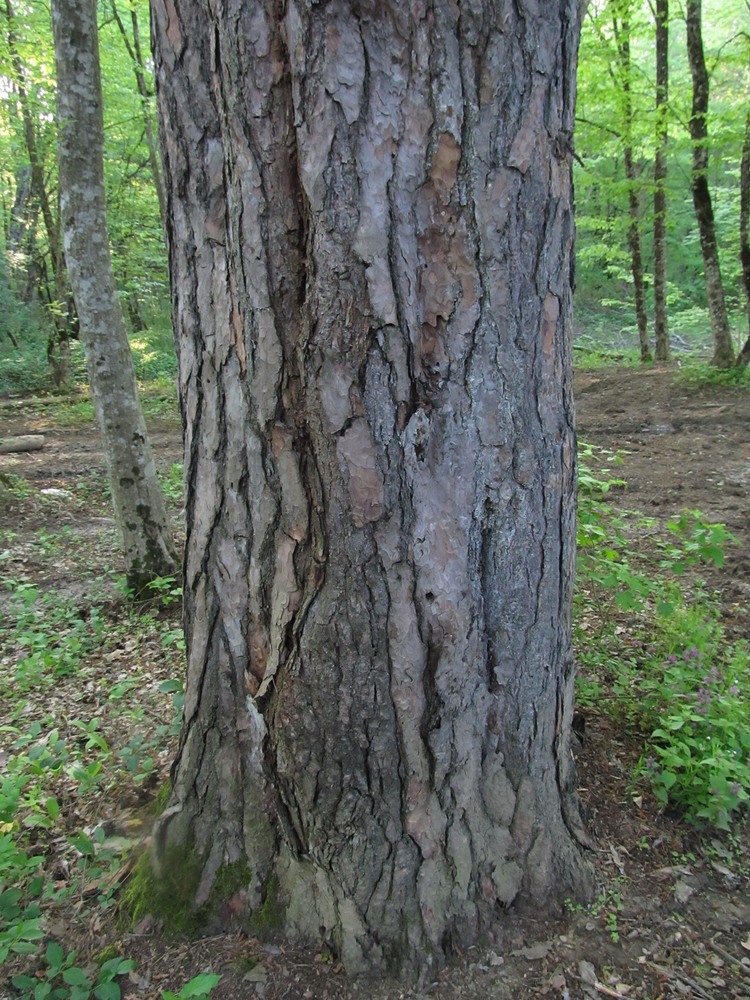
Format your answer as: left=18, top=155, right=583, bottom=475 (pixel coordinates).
left=152, top=0, right=592, bottom=976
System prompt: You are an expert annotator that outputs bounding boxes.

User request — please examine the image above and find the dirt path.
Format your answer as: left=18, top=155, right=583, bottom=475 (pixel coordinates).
left=1, top=369, right=749, bottom=1000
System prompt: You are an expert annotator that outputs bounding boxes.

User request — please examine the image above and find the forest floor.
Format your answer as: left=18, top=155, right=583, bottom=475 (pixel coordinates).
left=1, top=365, right=749, bottom=1000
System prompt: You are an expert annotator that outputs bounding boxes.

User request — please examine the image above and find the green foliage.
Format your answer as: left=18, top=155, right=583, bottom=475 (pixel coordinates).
left=1, top=583, right=105, bottom=692
left=0, top=473, right=32, bottom=502
left=160, top=464, right=184, bottom=505
left=576, top=444, right=750, bottom=830
left=161, top=973, right=221, bottom=1000
left=574, top=0, right=749, bottom=350
left=676, top=358, right=750, bottom=390
left=640, top=641, right=750, bottom=830
left=11, top=944, right=135, bottom=1000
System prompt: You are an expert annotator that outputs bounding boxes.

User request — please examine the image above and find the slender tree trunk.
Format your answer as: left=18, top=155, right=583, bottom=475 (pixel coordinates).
left=51, top=0, right=177, bottom=592
left=685, top=0, right=734, bottom=368
left=653, top=0, right=670, bottom=362
left=614, top=4, right=651, bottom=362
left=152, top=0, right=592, bottom=977
left=4, top=0, right=73, bottom=384
left=735, top=91, right=750, bottom=370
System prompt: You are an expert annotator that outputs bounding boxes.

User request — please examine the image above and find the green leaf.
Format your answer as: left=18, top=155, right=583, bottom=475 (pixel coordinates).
left=46, top=940, right=65, bottom=969
left=99, top=958, right=136, bottom=979
left=62, top=966, right=91, bottom=987
left=178, top=973, right=222, bottom=997
left=94, top=982, right=121, bottom=1000
left=12, top=974, right=37, bottom=990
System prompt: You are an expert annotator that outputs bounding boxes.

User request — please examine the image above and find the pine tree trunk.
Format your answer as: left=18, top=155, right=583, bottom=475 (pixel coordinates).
left=152, top=0, right=592, bottom=976
left=51, top=0, right=177, bottom=592
left=685, top=0, right=734, bottom=368
left=653, top=0, right=670, bottom=363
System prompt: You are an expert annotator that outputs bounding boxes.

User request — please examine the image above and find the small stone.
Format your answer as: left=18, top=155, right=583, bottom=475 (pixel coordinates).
left=578, top=960, right=597, bottom=985
left=243, top=966, right=268, bottom=985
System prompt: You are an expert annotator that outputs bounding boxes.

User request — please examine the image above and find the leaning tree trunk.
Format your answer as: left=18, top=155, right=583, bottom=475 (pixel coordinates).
left=685, top=0, right=734, bottom=368
left=152, top=0, right=592, bottom=976
left=653, top=0, right=670, bottom=363
left=51, top=0, right=177, bottom=593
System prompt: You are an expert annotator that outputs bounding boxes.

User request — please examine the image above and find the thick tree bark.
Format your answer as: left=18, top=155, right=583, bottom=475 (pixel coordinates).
left=51, top=0, right=177, bottom=592
left=613, top=4, right=651, bottom=363
left=152, top=0, right=592, bottom=976
left=653, top=0, right=670, bottom=363
left=685, top=0, right=734, bottom=368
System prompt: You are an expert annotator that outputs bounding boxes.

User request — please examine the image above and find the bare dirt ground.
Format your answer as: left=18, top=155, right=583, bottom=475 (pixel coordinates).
left=1, top=366, right=749, bottom=1000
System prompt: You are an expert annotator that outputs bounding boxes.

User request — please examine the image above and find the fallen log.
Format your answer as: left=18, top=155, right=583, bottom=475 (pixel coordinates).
left=0, top=434, right=46, bottom=454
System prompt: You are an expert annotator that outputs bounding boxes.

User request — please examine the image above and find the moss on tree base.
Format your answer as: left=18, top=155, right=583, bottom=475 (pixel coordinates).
left=119, top=847, right=279, bottom=940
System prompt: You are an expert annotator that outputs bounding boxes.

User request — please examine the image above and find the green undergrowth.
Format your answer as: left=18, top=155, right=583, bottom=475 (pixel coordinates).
left=575, top=443, right=750, bottom=830
left=0, top=566, right=197, bottom=994
left=676, top=357, right=750, bottom=390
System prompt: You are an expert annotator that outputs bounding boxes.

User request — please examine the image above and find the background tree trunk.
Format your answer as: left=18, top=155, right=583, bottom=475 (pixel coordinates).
left=152, top=0, right=592, bottom=976
left=614, top=3, right=652, bottom=363
left=653, top=0, right=670, bottom=363
left=51, top=0, right=177, bottom=592
left=736, top=90, right=750, bottom=370
left=4, top=0, right=75, bottom=384
left=685, top=0, right=734, bottom=368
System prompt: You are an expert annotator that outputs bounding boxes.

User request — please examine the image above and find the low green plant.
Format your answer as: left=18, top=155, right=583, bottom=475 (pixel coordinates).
left=565, top=885, right=624, bottom=943
left=54, top=399, right=97, bottom=427
left=11, top=941, right=135, bottom=1000
left=575, top=445, right=749, bottom=830
left=636, top=639, right=750, bottom=829
left=160, top=463, right=184, bottom=504
left=0, top=473, right=32, bottom=502
left=676, top=358, right=749, bottom=390
left=144, top=575, right=182, bottom=606
left=2, top=584, right=104, bottom=691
